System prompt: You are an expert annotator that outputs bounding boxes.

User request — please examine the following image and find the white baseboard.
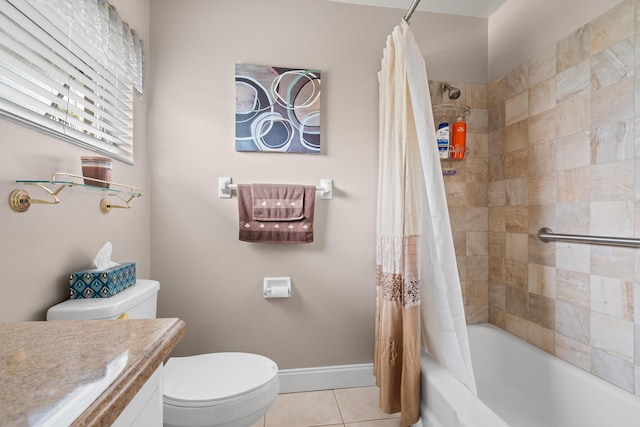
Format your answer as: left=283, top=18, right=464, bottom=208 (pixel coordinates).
left=278, top=363, right=376, bottom=393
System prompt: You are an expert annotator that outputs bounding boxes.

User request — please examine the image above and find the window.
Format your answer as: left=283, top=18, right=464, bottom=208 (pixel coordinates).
left=0, top=0, right=143, bottom=164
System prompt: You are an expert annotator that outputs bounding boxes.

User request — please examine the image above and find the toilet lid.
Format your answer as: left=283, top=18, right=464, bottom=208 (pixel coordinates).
left=163, top=352, right=278, bottom=407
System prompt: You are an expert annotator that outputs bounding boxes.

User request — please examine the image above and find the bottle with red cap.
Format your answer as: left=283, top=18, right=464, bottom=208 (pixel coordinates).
left=451, top=117, right=466, bottom=160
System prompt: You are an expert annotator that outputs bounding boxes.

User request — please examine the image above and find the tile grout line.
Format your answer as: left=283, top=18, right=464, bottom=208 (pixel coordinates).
left=332, top=389, right=346, bottom=425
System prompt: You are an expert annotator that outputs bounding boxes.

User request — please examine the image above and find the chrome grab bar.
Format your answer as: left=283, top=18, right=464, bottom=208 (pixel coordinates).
left=537, top=227, right=640, bottom=248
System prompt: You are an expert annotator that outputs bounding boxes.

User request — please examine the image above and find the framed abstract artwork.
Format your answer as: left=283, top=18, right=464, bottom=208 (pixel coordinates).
left=235, top=64, right=321, bottom=154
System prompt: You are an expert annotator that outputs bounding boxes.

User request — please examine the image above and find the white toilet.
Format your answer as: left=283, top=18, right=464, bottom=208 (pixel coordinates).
left=46, top=279, right=279, bottom=427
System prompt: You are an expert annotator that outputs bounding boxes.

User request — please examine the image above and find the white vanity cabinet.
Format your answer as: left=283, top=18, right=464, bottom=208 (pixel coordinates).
left=113, top=365, right=163, bottom=426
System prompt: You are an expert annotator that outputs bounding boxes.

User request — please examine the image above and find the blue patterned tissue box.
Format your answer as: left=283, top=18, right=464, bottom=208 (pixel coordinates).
left=69, top=263, right=136, bottom=299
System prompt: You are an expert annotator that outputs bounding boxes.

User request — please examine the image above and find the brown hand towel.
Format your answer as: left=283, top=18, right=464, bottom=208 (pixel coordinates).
left=251, top=184, right=305, bottom=221
left=238, top=184, right=315, bottom=243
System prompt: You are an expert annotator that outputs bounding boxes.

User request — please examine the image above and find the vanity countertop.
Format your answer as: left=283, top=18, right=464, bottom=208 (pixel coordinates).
left=0, top=318, right=186, bottom=426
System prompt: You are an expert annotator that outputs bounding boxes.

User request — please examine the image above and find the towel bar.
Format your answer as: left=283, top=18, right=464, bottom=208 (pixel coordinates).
left=218, top=177, right=333, bottom=200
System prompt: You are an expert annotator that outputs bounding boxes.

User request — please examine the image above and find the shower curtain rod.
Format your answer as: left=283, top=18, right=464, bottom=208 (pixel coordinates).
left=403, top=0, right=421, bottom=22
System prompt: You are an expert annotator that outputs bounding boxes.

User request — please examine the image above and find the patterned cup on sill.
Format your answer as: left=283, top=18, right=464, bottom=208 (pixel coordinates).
left=81, top=156, right=112, bottom=188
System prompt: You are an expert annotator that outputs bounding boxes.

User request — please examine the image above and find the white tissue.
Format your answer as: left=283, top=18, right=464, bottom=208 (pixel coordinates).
left=93, top=242, right=120, bottom=270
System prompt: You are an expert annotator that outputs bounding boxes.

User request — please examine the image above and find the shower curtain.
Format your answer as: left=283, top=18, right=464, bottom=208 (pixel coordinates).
left=374, top=22, right=477, bottom=426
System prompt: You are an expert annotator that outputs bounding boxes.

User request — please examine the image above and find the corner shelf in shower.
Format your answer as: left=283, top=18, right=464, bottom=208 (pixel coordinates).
left=441, top=165, right=459, bottom=176
left=9, top=173, right=142, bottom=214
left=433, top=103, right=470, bottom=120
left=433, top=103, right=470, bottom=176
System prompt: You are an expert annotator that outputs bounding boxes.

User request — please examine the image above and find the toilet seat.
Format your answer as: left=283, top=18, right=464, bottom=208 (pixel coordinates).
left=163, top=352, right=278, bottom=407
left=162, top=352, right=279, bottom=427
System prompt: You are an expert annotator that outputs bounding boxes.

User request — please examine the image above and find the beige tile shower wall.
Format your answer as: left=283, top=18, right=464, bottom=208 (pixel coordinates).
left=430, top=81, right=490, bottom=324
left=488, top=0, right=640, bottom=395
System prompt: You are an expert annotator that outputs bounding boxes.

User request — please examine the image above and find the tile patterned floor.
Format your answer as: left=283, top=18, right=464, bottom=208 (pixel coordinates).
left=250, top=386, right=401, bottom=427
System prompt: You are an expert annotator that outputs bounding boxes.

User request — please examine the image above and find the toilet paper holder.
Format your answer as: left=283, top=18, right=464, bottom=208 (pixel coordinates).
left=263, top=277, right=291, bottom=298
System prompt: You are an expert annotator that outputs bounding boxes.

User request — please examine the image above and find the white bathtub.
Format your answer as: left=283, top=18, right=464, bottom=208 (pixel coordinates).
left=418, top=323, right=640, bottom=427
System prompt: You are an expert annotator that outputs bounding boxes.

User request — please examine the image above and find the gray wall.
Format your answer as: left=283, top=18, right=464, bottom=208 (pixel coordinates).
left=148, top=0, right=486, bottom=368
left=0, top=0, right=151, bottom=322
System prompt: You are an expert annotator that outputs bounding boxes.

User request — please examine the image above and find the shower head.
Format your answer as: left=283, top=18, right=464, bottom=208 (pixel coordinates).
left=439, top=82, right=461, bottom=100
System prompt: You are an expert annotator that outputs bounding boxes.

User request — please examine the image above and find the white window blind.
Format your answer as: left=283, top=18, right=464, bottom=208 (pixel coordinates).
left=0, top=0, right=143, bottom=164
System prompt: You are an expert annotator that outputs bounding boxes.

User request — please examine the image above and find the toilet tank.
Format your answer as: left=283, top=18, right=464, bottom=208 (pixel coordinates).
left=47, top=279, right=160, bottom=321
